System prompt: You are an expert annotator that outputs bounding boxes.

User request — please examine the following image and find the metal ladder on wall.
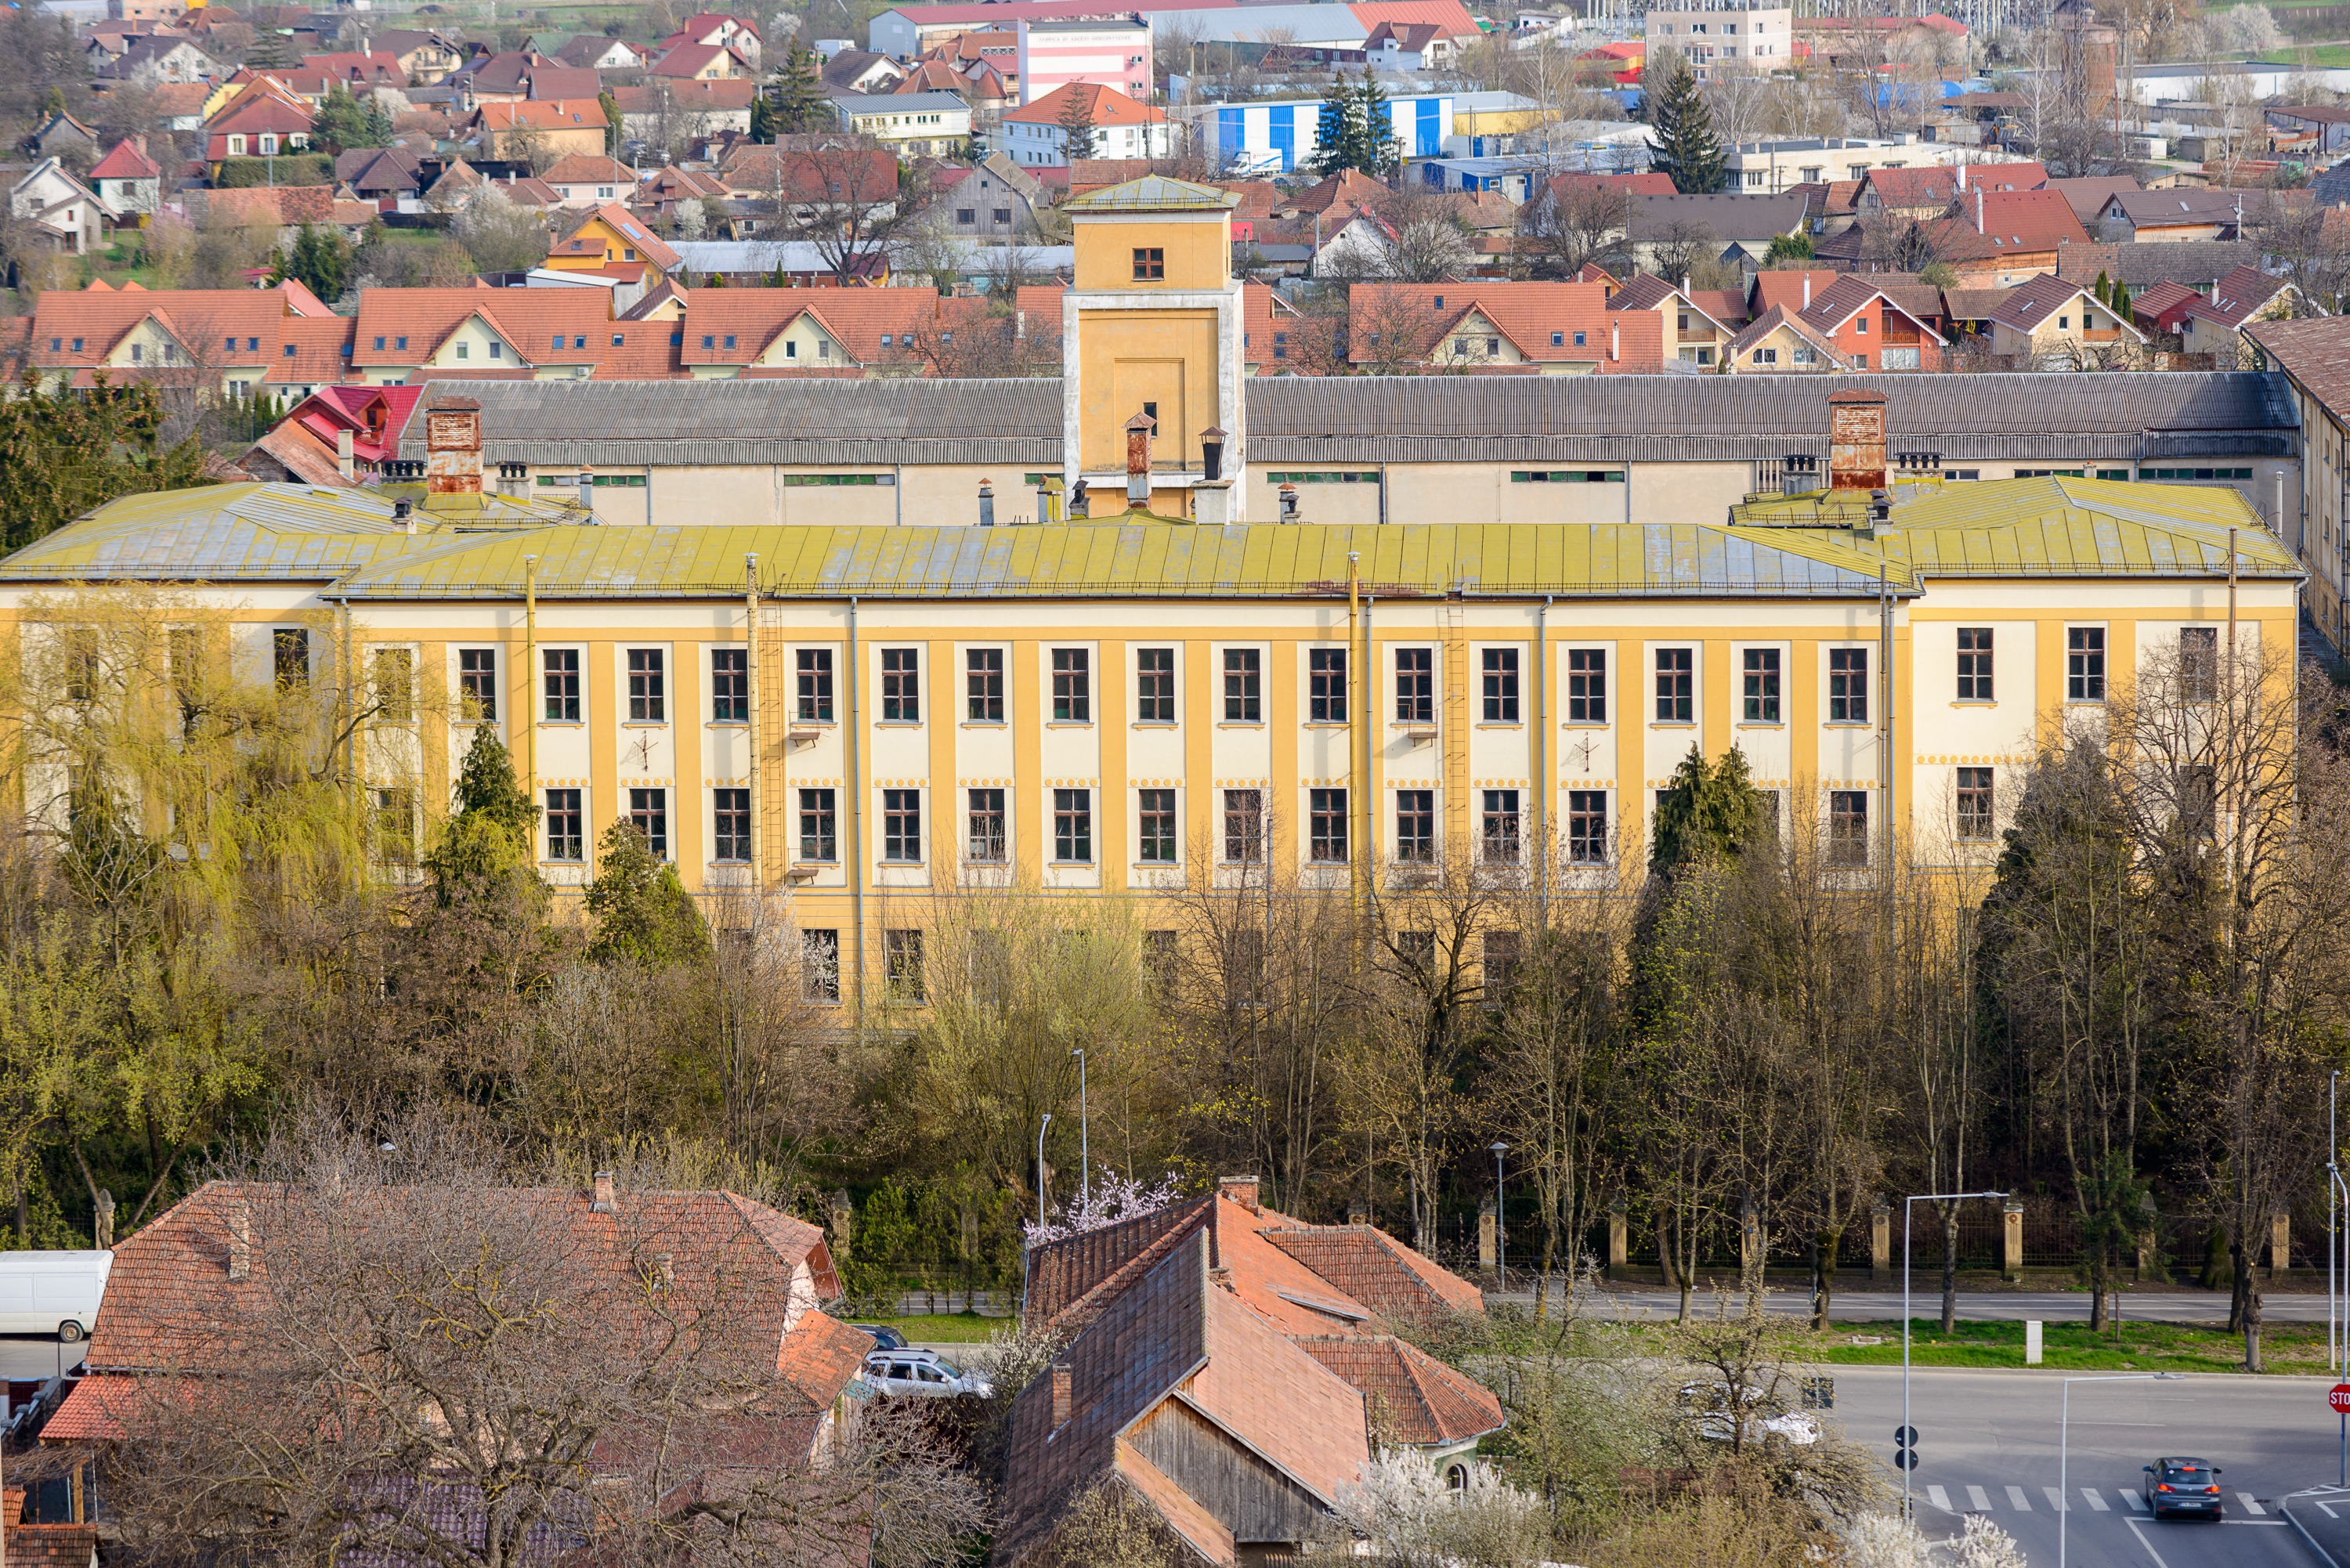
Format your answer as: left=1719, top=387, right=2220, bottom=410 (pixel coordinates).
left=1441, top=596, right=1470, bottom=851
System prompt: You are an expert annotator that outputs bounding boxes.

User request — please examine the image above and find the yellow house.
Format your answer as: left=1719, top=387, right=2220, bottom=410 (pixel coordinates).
left=1059, top=175, right=1248, bottom=521
left=543, top=203, right=682, bottom=287
left=469, top=99, right=611, bottom=165
left=1984, top=275, right=2146, bottom=370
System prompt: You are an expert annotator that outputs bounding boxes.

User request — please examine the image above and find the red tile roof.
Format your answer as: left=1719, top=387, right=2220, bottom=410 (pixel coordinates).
left=1347, top=280, right=1664, bottom=369
left=27, top=282, right=334, bottom=372
left=1862, top=161, right=2044, bottom=212
left=351, top=287, right=627, bottom=367
left=1798, top=273, right=1947, bottom=343
left=89, top=139, right=161, bottom=180
left=2129, top=277, right=2203, bottom=331
left=472, top=99, right=608, bottom=132
left=1003, top=81, right=1164, bottom=128
left=611, top=78, right=757, bottom=113
left=1918, top=188, right=2089, bottom=262
left=649, top=41, right=751, bottom=77
left=1291, top=1335, right=1504, bottom=1445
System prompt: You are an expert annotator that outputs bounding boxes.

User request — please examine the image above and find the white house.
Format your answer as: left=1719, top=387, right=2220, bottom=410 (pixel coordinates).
left=9, top=158, right=118, bottom=255
left=1001, top=81, right=1170, bottom=168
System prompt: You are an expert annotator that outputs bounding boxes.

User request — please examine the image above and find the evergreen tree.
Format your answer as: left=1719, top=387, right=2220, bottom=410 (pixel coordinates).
left=245, top=29, right=294, bottom=71
left=2092, top=269, right=2112, bottom=305
left=583, top=822, right=710, bottom=967
left=1645, top=58, right=1726, bottom=194
left=1647, top=743, right=1770, bottom=879
left=770, top=49, right=826, bottom=134
left=277, top=222, right=353, bottom=299
left=2110, top=279, right=2131, bottom=319
left=598, top=89, right=622, bottom=154
left=749, top=91, right=777, bottom=144
left=1354, top=71, right=1396, bottom=176
left=310, top=82, right=381, bottom=154
left=422, top=726, right=541, bottom=909
left=1054, top=85, right=1098, bottom=162
left=0, top=370, right=211, bottom=550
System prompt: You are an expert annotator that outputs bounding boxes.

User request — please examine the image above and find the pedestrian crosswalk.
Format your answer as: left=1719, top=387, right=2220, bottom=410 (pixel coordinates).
left=1914, top=1485, right=2214, bottom=1516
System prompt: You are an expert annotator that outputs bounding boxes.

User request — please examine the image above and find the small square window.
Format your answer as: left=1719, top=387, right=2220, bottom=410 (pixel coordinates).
left=1132, top=246, right=1165, bottom=280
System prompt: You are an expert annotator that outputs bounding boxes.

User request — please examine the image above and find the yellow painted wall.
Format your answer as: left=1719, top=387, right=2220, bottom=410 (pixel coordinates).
left=1076, top=308, right=1219, bottom=472
left=1072, top=211, right=1231, bottom=292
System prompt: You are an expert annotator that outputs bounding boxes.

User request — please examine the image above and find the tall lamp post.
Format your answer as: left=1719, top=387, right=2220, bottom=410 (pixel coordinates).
left=1902, top=1189, right=2005, bottom=1517
left=2061, top=1373, right=2183, bottom=1568
left=1036, top=1113, right=1052, bottom=1223
left=2332, top=1070, right=2348, bottom=1486
left=1070, top=1047, right=1090, bottom=1211
left=1490, top=1142, right=1509, bottom=1293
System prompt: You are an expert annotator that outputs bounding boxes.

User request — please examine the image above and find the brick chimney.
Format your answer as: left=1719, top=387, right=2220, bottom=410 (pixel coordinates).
left=1217, top=1176, right=1260, bottom=1213
left=423, top=396, right=483, bottom=496
left=591, top=1170, right=617, bottom=1213
left=1828, top=388, right=1888, bottom=492
left=226, top=1198, right=251, bottom=1281
left=1048, top=1363, right=1072, bottom=1433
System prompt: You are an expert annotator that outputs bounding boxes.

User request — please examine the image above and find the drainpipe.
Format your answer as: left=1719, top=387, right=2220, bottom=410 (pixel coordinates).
left=1535, top=594, right=1549, bottom=922
left=1348, top=552, right=1362, bottom=916
left=846, top=594, right=865, bottom=1013
left=523, top=555, right=537, bottom=804
left=744, top=553, right=761, bottom=891
left=1878, top=563, right=1894, bottom=938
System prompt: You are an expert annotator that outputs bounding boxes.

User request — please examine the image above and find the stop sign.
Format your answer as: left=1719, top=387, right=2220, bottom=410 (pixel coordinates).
left=2329, top=1384, right=2350, bottom=1414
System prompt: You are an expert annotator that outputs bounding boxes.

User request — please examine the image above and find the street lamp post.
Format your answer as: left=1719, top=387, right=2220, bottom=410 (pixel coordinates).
left=2061, top=1373, right=2183, bottom=1568
left=1070, top=1048, right=1089, bottom=1211
left=1036, top=1112, right=1052, bottom=1223
left=1902, top=1190, right=2005, bottom=1517
left=1489, top=1142, right=1509, bottom=1293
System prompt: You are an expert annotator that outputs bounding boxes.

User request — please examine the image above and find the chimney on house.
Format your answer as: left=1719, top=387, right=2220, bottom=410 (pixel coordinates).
left=1125, top=411, right=1154, bottom=508
left=1976, top=188, right=1985, bottom=231
left=1218, top=1176, right=1260, bottom=1213
left=1955, top=161, right=1965, bottom=192
left=1828, top=388, right=1889, bottom=492
left=577, top=464, right=596, bottom=517
left=423, top=395, right=483, bottom=495
left=226, top=1198, right=252, bottom=1281
left=1802, top=273, right=1811, bottom=309
left=1049, top=1364, right=1073, bottom=1431
left=1347, top=1198, right=1368, bottom=1227
left=336, top=426, right=355, bottom=482
left=591, top=1170, right=617, bottom=1213
left=978, top=478, right=995, bottom=527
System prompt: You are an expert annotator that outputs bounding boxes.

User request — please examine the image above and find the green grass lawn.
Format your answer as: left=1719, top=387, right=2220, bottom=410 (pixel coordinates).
left=1800, top=1317, right=2330, bottom=1375
left=854, top=1312, right=1014, bottom=1345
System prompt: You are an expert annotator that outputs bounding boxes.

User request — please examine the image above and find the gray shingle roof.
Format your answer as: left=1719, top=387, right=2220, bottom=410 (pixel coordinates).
left=398, top=370, right=2298, bottom=469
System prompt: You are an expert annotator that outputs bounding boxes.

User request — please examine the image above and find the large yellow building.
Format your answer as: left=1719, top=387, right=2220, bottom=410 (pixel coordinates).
left=0, top=175, right=2307, bottom=1013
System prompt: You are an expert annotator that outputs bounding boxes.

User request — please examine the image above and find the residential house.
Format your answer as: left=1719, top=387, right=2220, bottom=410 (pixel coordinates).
left=1854, top=161, right=2044, bottom=223
left=613, top=80, right=757, bottom=144
left=236, top=382, right=424, bottom=483
left=1721, top=304, right=1851, bottom=371
left=297, top=50, right=408, bottom=90
left=543, top=203, right=682, bottom=289
left=190, top=183, right=356, bottom=246
left=541, top=153, right=640, bottom=208
left=634, top=164, right=731, bottom=222
left=371, top=27, right=467, bottom=83
left=1982, top=272, right=2145, bottom=368
left=149, top=81, right=212, bottom=132
left=718, top=146, right=902, bottom=222
left=99, top=34, right=220, bottom=85
left=658, top=13, right=762, bottom=67
left=554, top=34, right=645, bottom=70
left=2175, top=263, right=2301, bottom=367
left=465, top=99, right=609, bottom=163
left=2055, top=238, right=2265, bottom=296
left=20, top=111, right=96, bottom=161
left=24, top=279, right=342, bottom=398
left=2044, top=174, right=2138, bottom=225
left=346, top=286, right=668, bottom=383
left=202, top=81, right=314, bottom=168
left=1607, top=271, right=1748, bottom=366
left=674, top=289, right=999, bottom=375
left=1345, top=280, right=1665, bottom=372
left=820, top=49, right=907, bottom=95
left=922, top=27, right=1019, bottom=94
left=37, top=1177, right=872, bottom=1498
left=1795, top=273, right=1947, bottom=370
left=1625, top=190, right=1812, bottom=273
left=934, top=152, right=1050, bottom=241
left=649, top=42, right=754, bottom=80
left=833, top=89, right=973, bottom=158
left=338, top=146, right=425, bottom=210
left=88, top=138, right=162, bottom=217
left=1910, top=188, right=2089, bottom=286
left=2, top=1487, right=97, bottom=1568
left=2096, top=187, right=2273, bottom=244
left=1367, top=20, right=1455, bottom=69
left=9, top=160, right=118, bottom=256
left=2127, top=278, right=2204, bottom=338
left=1003, top=81, right=1169, bottom=168
left=998, top=1177, right=1504, bottom=1563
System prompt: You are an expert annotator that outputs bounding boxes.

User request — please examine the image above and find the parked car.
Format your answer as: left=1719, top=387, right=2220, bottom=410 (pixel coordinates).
left=862, top=1349, right=992, bottom=1399
left=851, top=1323, right=909, bottom=1351
left=1678, top=1382, right=1820, bottom=1447
left=2144, top=1456, right=2224, bottom=1519
left=0, top=1251, right=112, bottom=1342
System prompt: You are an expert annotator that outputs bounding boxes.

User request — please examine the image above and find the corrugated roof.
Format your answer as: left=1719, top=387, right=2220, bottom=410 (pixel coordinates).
left=1065, top=172, right=1234, bottom=210
left=384, top=372, right=2299, bottom=468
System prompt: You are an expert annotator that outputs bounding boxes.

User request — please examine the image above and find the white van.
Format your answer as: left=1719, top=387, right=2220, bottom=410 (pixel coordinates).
left=0, top=1251, right=112, bottom=1342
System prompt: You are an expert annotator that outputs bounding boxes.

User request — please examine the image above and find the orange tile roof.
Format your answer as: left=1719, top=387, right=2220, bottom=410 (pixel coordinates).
left=555, top=203, right=682, bottom=272
left=472, top=98, right=608, bottom=132
left=1292, top=1335, right=1504, bottom=1445
left=1003, top=81, right=1163, bottom=127
left=1798, top=273, right=1947, bottom=342
left=674, top=289, right=995, bottom=369
left=1347, top=280, right=1664, bottom=369
left=265, top=314, right=360, bottom=381
left=1864, top=161, right=2044, bottom=211
left=28, top=283, right=333, bottom=371
left=542, top=153, right=636, bottom=185
left=349, top=287, right=625, bottom=367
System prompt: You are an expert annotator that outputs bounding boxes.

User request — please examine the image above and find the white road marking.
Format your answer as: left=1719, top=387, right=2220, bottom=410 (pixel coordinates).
left=2319, top=1501, right=2341, bottom=1518
left=1926, top=1486, right=1953, bottom=1513
left=1968, top=1486, right=1992, bottom=1511
left=2237, top=1493, right=2265, bottom=1515
left=2006, top=1485, right=2032, bottom=1511
left=2083, top=1489, right=2110, bottom=1511
left=2126, top=1517, right=2176, bottom=1568
left=2044, top=1487, right=2067, bottom=1511
left=2123, top=1492, right=2148, bottom=1512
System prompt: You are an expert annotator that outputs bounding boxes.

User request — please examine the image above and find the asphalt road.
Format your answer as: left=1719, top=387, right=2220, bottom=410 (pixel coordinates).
left=1827, top=1365, right=2346, bottom=1567
left=1509, top=1285, right=2344, bottom=1326
left=0, top=1333, right=86, bottom=1383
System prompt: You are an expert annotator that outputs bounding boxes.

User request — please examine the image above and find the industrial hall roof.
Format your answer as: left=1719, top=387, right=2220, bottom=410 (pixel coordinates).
left=1, top=476, right=2292, bottom=600
left=389, top=373, right=2300, bottom=471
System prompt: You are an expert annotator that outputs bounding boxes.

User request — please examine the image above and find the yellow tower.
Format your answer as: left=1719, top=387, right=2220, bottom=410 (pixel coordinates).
left=1061, top=175, right=1246, bottom=522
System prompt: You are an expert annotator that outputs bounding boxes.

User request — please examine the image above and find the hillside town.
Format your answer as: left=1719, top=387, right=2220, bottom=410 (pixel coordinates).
left=9, top=0, right=2350, bottom=1564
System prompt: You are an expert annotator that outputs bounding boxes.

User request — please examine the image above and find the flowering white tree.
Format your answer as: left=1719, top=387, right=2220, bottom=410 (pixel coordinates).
left=1021, top=1166, right=1186, bottom=1248
left=1842, top=1512, right=2026, bottom=1568
left=1330, top=1448, right=1553, bottom=1568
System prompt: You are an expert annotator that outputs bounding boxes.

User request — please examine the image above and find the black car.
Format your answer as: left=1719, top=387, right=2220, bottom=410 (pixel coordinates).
left=2143, top=1456, right=2224, bottom=1519
left=851, top=1323, right=909, bottom=1352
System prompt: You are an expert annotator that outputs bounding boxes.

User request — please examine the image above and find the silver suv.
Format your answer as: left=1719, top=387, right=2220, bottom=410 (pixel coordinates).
left=861, top=1349, right=993, bottom=1399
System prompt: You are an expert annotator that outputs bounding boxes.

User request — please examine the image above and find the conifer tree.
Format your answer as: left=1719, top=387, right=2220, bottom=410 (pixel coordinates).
left=769, top=49, right=827, bottom=134
left=1645, top=58, right=1726, bottom=194
left=1054, top=86, right=1098, bottom=162
left=1312, top=71, right=1358, bottom=175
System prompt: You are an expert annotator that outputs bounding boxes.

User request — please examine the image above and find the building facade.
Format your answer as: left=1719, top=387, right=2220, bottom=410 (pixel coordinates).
left=1643, top=1, right=1791, bottom=79
left=1013, top=16, right=1151, bottom=105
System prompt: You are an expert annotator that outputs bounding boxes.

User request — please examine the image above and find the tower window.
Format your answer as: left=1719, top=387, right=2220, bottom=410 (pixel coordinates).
left=1132, top=247, right=1164, bottom=280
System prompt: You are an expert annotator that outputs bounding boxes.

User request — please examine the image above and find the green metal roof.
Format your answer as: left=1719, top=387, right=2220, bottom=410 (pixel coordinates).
left=1063, top=174, right=1238, bottom=214
left=1730, top=475, right=2301, bottom=580
left=0, top=482, right=585, bottom=583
